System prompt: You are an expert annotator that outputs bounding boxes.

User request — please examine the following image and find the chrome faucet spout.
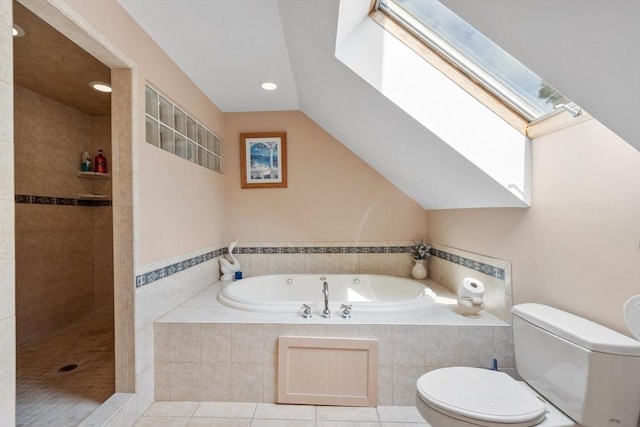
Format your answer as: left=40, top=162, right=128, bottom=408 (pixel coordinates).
left=322, top=281, right=331, bottom=318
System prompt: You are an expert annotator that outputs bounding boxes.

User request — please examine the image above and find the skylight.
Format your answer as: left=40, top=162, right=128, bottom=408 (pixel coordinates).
left=377, top=0, right=580, bottom=122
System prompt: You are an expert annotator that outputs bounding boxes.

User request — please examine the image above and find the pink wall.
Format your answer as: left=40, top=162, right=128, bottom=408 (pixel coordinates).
left=426, top=119, right=640, bottom=334
left=224, top=111, right=426, bottom=243
left=138, top=146, right=224, bottom=263
left=65, top=0, right=225, bottom=264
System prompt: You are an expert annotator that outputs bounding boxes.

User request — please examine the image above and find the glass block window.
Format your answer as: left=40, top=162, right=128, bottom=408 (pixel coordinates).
left=145, top=84, right=222, bottom=173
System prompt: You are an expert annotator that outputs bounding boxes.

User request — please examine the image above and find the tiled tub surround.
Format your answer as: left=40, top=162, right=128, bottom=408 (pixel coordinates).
left=230, top=242, right=417, bottom=278
left=135, top=241, right=513, bottom=410
left=428, top=243, right=512, bottom=323
left=134, top=245, right=225, bottom=417
left=136, top=241, right=510, bottom=292
left=137, top=247, right=225, bottom=288
left=135, top=242, right=418, bottom=289
left=219, top=241, right=511, bottom=322
left=153, top=281, right=513, bottom=406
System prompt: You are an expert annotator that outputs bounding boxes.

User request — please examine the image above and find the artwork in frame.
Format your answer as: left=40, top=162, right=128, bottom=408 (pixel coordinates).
left=240, top=132, right=288, bottom=189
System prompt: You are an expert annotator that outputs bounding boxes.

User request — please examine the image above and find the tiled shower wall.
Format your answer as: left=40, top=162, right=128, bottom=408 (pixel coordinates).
left=14, top=85, right=113, bottom=344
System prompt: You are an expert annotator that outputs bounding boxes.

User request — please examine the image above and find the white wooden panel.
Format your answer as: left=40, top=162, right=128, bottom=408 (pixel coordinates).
left=278, top=336, right=378, bottom=406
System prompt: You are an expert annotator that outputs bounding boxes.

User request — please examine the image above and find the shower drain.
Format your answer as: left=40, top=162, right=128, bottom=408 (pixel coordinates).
left=58, top=364, right=78, bottom=372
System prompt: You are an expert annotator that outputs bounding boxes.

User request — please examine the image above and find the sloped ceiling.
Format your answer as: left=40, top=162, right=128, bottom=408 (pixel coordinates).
left=117, top=0, right=639, bottom=209
left=117, top=0, right=298, bottom=112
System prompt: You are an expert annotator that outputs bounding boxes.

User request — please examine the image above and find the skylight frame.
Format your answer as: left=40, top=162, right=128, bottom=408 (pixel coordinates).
left=375, top=0, right=580, bottom=124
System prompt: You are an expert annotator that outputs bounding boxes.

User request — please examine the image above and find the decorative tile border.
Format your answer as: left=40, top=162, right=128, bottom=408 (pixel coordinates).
left=234, top=245, right=412, bottom=254
left=431, top=248, right=505, bottom=280
left=15, top=194, right=112, bottom=207
left=136, top=248, right=225, bottom=288
left=134, top=244, right=505, bottom=289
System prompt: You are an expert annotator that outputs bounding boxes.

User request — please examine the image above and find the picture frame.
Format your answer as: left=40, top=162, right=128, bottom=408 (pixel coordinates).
left=240, top=132, right=287, bottom=189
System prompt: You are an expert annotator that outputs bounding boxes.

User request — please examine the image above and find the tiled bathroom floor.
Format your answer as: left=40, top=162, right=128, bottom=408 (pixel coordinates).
left=135, top=402, right=431, bottom=427
left=16, top=313, right=115, bottom=426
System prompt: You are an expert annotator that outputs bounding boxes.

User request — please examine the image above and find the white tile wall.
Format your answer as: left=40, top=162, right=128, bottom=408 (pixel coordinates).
left=0, top=0, right=15, bottom=424
left=136, top=256, right=221, bottom=415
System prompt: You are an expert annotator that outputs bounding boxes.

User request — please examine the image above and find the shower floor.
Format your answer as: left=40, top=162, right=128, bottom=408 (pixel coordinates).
left=16, top=313, right=115, bottom=426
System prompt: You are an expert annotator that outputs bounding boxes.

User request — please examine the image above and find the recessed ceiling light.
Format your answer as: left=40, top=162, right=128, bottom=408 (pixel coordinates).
left=260, top=81, right=278, bottom=91
left=90, top=81, right=112, bottom=93
left=13, top=24, right=25, bottom=37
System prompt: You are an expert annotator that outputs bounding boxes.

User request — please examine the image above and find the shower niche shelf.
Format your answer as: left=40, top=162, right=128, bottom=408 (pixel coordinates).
left=77, top=171, right=110, bottom=179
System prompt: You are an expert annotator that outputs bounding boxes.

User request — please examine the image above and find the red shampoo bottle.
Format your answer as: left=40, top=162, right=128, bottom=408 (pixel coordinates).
left=95, top=149, right=107, bottom=174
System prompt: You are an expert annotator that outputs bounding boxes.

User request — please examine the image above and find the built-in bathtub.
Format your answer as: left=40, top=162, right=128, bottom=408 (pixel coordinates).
left=154, top=277, right=512, bottom=406
left=217, top=274, right=436, bottom=314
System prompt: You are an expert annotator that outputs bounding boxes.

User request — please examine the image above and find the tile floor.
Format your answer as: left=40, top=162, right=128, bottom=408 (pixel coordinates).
left=16, top=313, right=115, bottom=426
left=134, top=402, right=431, bottom=427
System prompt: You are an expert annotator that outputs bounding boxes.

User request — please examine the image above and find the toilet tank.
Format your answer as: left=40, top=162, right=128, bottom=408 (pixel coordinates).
left=512, top=303, right=640, bottom=427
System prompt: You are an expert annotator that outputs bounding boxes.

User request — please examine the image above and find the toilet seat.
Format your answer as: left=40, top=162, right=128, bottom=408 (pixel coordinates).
left=417, top=367, right=547, bottom=427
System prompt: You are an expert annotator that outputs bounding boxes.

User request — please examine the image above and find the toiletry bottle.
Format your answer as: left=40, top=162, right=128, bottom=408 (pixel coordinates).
left=81, top=151, right=91, bottom=171
left=95, top=149, right=107, bottom=174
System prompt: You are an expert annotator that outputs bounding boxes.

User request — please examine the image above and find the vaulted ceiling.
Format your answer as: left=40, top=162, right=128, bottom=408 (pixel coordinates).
left=117, top=0, right=640, bottom=209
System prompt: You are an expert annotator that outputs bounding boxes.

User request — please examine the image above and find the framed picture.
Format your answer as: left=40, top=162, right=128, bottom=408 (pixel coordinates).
left=240, top=132, right=288, bottom=189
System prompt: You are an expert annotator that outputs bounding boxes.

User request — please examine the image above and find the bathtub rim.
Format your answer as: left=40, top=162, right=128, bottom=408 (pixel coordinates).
left=217, top=273, right=437, bottom=314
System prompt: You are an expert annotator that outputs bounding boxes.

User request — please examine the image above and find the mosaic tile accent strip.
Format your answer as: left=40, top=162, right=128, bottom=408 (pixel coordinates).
left=136, top=248, right=225, bottom=288
left=15, top=194, right=112, bottom=207
left=234, top=245, right=412, bottom=255
left=430, top=248, right=505, bottom=280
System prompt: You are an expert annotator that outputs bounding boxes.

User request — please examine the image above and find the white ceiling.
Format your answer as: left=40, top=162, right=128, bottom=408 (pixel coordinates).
left=117, top=0, right=639, bottom=209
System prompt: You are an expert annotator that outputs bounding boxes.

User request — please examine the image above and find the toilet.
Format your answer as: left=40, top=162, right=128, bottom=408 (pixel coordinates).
left=416, top=303, right=640, bottom=427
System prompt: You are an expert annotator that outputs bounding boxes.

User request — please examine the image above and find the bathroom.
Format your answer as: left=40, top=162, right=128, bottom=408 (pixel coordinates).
left=0, top=0, right=639, bottom=426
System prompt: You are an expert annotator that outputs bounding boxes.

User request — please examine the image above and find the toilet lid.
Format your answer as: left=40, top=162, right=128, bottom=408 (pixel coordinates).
left=624, top=295, right=640, bottom=340
left=417, top=367, right=546, bottom=426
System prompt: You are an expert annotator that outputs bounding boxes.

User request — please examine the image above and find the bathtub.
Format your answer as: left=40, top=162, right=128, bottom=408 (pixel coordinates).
left=217, top=274, right=435, bottom=314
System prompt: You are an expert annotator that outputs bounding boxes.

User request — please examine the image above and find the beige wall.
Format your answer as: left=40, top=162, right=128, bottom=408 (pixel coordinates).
left=224, top=111, right=426, bottom=243
left=14, top=85, right=113, bottom=344
left=64, top=0, right=225, bottom=265
left=138, top=145, right=224, bottom=265
left=426, top=119, right=640, bottom=335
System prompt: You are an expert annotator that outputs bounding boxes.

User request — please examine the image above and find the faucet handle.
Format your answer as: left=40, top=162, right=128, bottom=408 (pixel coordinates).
left=301, top=304, right=312, bottom=318
left=340, top=304, right=352, bottom=319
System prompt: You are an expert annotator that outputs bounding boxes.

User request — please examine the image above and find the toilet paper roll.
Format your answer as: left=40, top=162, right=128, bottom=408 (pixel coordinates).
left=459, top=278, right=485, bottom=304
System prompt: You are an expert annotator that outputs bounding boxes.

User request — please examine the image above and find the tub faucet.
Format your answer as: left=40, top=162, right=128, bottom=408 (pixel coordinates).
left=320, top=277, right=331, bottom=318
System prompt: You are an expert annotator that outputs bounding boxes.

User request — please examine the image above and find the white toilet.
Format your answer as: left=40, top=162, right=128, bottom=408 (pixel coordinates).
left=415, top=303, right=640, bottom=427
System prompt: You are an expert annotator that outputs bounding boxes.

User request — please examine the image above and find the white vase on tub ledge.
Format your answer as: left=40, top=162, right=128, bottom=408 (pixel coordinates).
left=219, top=239, right=241, bottom=281
left=411, top=259, right=427, bottom=279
